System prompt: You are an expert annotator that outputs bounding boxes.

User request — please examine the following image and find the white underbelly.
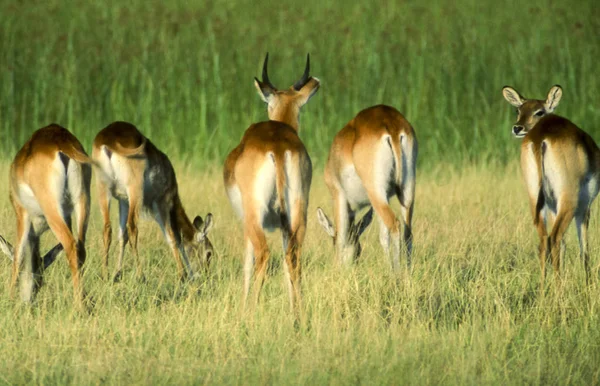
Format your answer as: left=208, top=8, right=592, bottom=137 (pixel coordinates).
left=227, top=184, right=244, bottom=219
left=17, top=183, right=44, bottom=216
left=340, top=166, right=369, bottom=209
left=97, top=152, right=131, bottom=200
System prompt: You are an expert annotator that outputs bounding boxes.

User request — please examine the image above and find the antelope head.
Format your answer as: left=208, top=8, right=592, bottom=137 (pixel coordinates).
left=502, top=85, right=563, bottom=138
left=187, top=213, right=215, bottom=270
left=254, top=53, right=320, bottom=131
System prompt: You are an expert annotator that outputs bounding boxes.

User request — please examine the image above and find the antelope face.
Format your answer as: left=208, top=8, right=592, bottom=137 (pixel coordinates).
left=502, top=85, right=563, bottom=138
left=254, top=53, right=320, bottom=130
left=316, top=207, right=373, bottom=262
left=187, top=213, right=215, bottom=270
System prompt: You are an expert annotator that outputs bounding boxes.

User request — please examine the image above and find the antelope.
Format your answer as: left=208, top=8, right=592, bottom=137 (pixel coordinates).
left=224, top=53, right=320, bottom=316
left=502, top=85, right=600, bottom=286
left=7, top=124, right=92, bottom=304
left=92, top=121, right=214, bottom=282
left=316, top=105, right=418, bottom=270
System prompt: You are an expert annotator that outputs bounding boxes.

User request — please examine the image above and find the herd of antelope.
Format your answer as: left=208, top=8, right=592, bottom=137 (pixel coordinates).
left=1, top=54, right=598, bottom=318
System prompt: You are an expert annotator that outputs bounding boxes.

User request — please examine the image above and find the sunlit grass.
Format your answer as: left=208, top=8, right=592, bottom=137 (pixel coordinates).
left=1, top=161, right=599, bottom=384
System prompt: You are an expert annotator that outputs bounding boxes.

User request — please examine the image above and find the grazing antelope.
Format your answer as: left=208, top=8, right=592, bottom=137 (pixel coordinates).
left=7, top=124, right=91, bottom=304
left=92, top=121, right=214, bottom=282
left=224, top=53, right=319, bottom=315
left=502, top=85, right=600, bottom=286
left=317, top=105, right=417, bottom=270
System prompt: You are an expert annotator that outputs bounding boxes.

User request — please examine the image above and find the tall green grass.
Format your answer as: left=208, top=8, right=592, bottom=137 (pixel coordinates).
left=0, top=0, right=598, bottom=168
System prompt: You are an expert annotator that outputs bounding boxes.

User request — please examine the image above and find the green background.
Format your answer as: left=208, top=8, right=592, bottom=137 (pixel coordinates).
left=1, top=0, right=598, bottom=168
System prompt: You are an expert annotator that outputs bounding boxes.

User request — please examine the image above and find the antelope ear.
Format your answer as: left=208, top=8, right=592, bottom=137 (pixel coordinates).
left=296, top=77, right=320, bottom=106
left=202, top=213, right=214, bottom=235
left=545, top=85, right=562, bottom=112
left=355, top=208, right=374, bottom=237
left=193, top=216, right=204, bottom=230
left=316, top=207, right=335, bottom=238
left=0, top=235, right=14, bottom=261
left=502, top=86, right=525, bottom=108
left=194, top=214, right=214, bottom=243
left=254, top=78, right=276, bottom=104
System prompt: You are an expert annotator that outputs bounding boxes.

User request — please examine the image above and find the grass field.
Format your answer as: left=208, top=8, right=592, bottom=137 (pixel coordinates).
left=1, top=163, right=600, bottom=384
left=0, top=0, right=598, bottom=167
left=1, top=0, right=600, bottom=384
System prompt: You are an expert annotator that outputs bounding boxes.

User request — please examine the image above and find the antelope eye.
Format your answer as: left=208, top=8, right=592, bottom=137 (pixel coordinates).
left=535, top=110, right=545, bottom=117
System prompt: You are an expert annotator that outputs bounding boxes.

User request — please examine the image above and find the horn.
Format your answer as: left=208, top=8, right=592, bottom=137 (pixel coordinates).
left=259, top=53, right=276, bottom=89
left=293, top=54, right=311, bottom=91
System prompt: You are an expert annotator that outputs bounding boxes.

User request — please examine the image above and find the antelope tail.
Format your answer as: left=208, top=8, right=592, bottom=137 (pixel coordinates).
left=59, top=144, right=95, bottom=165
left=271, top=151, right=291, bottom=233
left=387, top=128, right=417, bottom=204
left=113, top=138, right=147, bottom=158
left=388, top=135, right=403, bottom=185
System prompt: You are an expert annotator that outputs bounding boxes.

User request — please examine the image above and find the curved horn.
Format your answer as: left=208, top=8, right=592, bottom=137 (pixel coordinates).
left=293, top=54, right=311, bottom=91
left=259, top=53, right=276, bottom=89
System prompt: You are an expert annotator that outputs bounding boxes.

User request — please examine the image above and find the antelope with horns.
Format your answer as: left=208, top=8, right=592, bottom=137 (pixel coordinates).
left=317, top=105, right=417, bottom=270
left=6, top=124, right=92, bottom=304
left=224, top=54, right=320, bottom=316
left=502, top=85, right=600, bottom=286
left=93, top=121, right=214, bottom=282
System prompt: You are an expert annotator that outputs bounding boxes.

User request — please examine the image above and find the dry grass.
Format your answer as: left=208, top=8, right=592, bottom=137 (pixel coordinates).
left=0, top=161, right=599, bottom=384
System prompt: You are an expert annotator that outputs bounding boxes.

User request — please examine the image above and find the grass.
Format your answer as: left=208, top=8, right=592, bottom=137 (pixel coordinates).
left=1, top=0, right=600, bottom=384
left=0, top=0, right=598, bottom=168
left=1, top=162, right=600, bottom=384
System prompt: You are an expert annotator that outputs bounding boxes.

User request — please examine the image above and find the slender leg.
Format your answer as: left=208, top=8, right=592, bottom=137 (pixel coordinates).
left=250, top=225, right=270, bottom=307
left=284, top=199, right=306, bottom=317
left=397, top=143, right=416, bottom=269
left=332, top=192, right=351, bottom=266
left=156, top=204, right=193, bottom=281
left=371, top=198, right=401, bottom=271
left=73, top=168, right=91, bottom=274
left=575, top=208, right=591, bottom=285
left=10, top=201, right=30, bottom=299
left=549, top=204, right=575, bottom=285
left=399, top=199, right=414, bottom=268
left=535, top=205, right=549, bottom=294
left=170, top=205, right=195, bottom=280
left=114, top=199, right=129, bottom=282
left=97, top=181, right=112, bottom=280
left=281, top=219, right=294, bottom=311
left=40, top=201, right=84, bottom=307
left=378, top=215, right=390, bottom=259
left=19, top=230, right=42, bottom=303
left=241, top=238, right=255, bottom=310
left=126, top=190, right=143, bottom=280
